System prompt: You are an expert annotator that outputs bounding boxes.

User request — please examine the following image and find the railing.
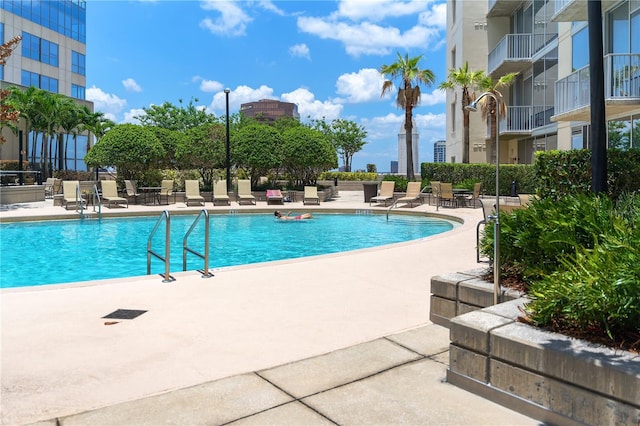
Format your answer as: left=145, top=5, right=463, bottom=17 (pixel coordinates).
left=555, top=53, right=640, bottom=116
left=499, top=106, right=555, bottom=133
left=183, top=209, right=213, bottom=278
left=488, top=34, right=532, bottom=74
left=147, top=210, right=173, bottom=283
left=532, top=32, right=558, bottom=55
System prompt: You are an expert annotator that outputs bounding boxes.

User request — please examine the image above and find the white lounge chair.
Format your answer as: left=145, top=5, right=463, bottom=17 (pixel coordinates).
left=184, top=180, right=205, bottom=206
left=370, top=181, right=395, bottom=206
left=101, top=180, right=128, bottom=208
left=237, top=180, right=256, bottom=205
left=303, top=186, right=320, bottom=205
left=212, top=180, right=230, bottom=205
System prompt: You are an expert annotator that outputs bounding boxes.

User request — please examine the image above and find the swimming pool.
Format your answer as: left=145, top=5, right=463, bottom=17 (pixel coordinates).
left=0, top=213, right=455, bottom=288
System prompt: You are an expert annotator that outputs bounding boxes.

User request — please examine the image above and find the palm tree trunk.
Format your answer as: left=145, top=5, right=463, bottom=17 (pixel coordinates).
left=462, top=108, right=470, bottom=164
left=405, top=107, right=414, bottom=180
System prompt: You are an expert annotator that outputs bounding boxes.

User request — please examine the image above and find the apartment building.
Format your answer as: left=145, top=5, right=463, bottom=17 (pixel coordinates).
left=446, top=0, right=639, bottom=164
left=1, top=0, right=93, bottom=170
left=434, top=139, right=447, bottom=162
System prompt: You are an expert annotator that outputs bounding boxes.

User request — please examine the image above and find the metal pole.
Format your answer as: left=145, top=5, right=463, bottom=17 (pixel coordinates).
left=18, top=130, right=24, bottom=185
left=225, top=88, right=231, bottom=194
left=493, top=95, right=501, bottom=305
left=588, top=0, right=607, bottom=193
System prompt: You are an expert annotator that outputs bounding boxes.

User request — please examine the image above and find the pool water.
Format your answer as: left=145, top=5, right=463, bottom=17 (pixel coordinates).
left=0, top=213, right=454, bottom=288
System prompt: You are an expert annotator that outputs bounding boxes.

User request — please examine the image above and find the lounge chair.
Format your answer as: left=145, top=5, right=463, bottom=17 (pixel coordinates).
left=303, top=186, right=320, bottom=205
left=370, top=181, right=395, bottom=206
left=237, top=179, right=256, bottom=205
left=394, top=182, right=422, bottom=207
left=159, top=179, right=174, bottom=205
left=124, top=180, right=141, bottom=204
left=44, top=178, right=56, bottom=198
left=100, top=180, right=128, bottom=208
left=62, top=180, right=86, bottom=210
left=266, top=189, right=284, bottom=205
left=184, top=180, right=205, bottom=206
left=212, top=180, right=230, bottom=205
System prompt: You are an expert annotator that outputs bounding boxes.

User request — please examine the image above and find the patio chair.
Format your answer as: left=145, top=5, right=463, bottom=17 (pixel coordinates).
left=158, top=179, right=174, bottom=205
left=100, top=180, right=128, bottom=208
left=184, top=180, right=205, bottom=206
left=394, top=182, right=422, bottom=207
left=237, top=179, right=256, bottom=205
left=62, top=180, right=86, bottom=210
left=266, top=189, right=284, bottom=205
left=44, top=178, right=56, bottom=198
left=462, top=182, right=482, bottom=208
left=303, top=186, right=320, bottom=205
left=369, top=181, right=395, bottom=206
left=212, top=180, right=230, bottom=205
left=124, top=180, right=141, bottom=204
left=438, top=183, right=457, bottom=208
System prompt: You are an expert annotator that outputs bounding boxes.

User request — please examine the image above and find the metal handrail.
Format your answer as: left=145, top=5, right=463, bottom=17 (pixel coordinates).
left=183, top=209, right=213, bottom=278
left=147, top=210, right=173, bottom=282
left=92, top=184, right=102, bottom=219
left=75, top=183, right=84, bottom=218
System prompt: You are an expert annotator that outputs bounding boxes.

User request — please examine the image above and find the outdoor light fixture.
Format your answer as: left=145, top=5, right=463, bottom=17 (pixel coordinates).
left=465, top=92, right=501, bottom=305
left=224, top=88, right=231, bottom=194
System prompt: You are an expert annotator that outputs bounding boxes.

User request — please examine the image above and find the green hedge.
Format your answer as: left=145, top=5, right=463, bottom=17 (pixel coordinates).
left=421, top=162, right=536, bottom=196
left=536, top=149, right=640, bottom=200
left=319, top=171, right=377, bottom=181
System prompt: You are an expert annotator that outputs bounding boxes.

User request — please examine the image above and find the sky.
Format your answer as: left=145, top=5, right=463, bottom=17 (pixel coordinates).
left=86, top=0, right=448, bottom=172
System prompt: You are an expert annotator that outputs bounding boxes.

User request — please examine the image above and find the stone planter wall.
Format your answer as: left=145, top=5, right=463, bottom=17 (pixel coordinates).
left=430, top=272, right=640, bottom=425
left=0, top=185, right=45, bottom=204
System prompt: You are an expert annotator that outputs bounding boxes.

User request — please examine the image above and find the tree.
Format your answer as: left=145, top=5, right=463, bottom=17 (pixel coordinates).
left=233, top=123, right=283, bottom=188
left=136, top=98, right=217, bottom=131
left=438, top=61, right=485, bottom=163
left=331, top=119, right=367, bottom=172
left=56, top=96, right=82, bottom=171
left=381, top=53, right=436, bottom=180
left=31, top=90, right=63, bottom=179
left=282, top=126, right=337, bottom=186
left=85, top=124, right=164, bottom=182
left=477, top=72, right=518, bottom=164
left=177, top=123, right=227, bottom=189
left=0, top=36, right=21, bottom=144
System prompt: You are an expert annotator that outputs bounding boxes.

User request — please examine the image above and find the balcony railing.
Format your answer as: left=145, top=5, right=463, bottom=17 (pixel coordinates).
left=555, top=53, right=640, bottom=116
left=554, top=0, right=573, bottom=16
left=499, top=106, right=554, bottom=134
left=488, top=34, right=532, bottom=75
left=533, top=32, right=558, bottom=55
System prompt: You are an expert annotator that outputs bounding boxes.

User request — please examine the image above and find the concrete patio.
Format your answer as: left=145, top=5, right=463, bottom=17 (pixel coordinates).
left=0, top=189, right=536, bottom=425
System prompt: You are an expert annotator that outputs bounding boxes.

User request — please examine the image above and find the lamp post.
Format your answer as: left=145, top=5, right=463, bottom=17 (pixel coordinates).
left=465, top=91, right=501, bottom=305
left=224, top=88, right=231, bottom=194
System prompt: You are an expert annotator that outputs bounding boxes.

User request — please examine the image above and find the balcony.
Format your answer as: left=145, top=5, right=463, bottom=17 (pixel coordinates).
left=487, top=0, right=523, bottom=18
left=499, top=106, right=555, bottom=135
left=488, top=34, right=532, bottom=76
left=553, top=53, right=640, bottom=122
left=552, top=0, right=618, bottom=22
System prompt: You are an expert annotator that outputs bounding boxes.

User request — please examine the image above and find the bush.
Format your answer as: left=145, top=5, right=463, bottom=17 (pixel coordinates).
left=318, top=171, right=377, bottom=181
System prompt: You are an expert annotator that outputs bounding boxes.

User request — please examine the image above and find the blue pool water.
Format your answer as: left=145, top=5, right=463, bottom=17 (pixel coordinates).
left=0, top=213, right=454, bottom=288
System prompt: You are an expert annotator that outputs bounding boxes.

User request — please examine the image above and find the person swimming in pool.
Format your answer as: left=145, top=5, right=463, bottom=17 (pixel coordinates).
left=274, top=210, right=313, bottom=220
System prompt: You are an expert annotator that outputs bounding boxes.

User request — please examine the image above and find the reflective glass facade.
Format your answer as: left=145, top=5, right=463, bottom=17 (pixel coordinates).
left=0, top=0, right=86, bottom=43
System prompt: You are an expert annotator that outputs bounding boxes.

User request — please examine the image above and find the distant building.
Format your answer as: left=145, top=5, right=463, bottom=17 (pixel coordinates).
left=434, top=140, right=446, bottom=163
left=390, top=161, right=398, bottom=174
left=397, top=120, right=419, bottom=175
left=240, top=99, right=300, bottom=122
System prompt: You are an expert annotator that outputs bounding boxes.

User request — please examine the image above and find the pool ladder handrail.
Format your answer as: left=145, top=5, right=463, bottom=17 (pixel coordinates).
left=75, top=184, right=102, bottom=219
left=147, top=210, right=174, bottom=282
left=385, top=184, right=430, bottom=220
left=183, top=209, right=213, bottom=278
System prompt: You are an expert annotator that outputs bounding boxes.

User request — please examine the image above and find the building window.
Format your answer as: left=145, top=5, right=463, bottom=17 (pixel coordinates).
left=2, top=0, right=87, bottom=43
left=72, top=84, right=85, bottom=99
left=572, top=26, right=589, bottom=70
left=71, top=51, right=85, bottom=75
left=450, top=103, right=456, bottom=135
left=21, top=70, right=59, bottom=93
left=451, top=46, right=456, bottom=69
left=21, top=32, right=59, bottom=66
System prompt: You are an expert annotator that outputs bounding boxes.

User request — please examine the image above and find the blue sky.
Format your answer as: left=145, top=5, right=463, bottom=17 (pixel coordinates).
left=86, top=0, right=447, bottom=172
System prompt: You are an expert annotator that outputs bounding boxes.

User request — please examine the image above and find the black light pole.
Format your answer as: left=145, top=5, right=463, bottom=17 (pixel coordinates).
left=588, top=0, right=607, bottom=194
left=224, top=88, right=231, bottom=194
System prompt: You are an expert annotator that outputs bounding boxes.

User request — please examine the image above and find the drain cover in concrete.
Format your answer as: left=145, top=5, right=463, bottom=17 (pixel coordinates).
left=102, top=309, right=147, bottom=320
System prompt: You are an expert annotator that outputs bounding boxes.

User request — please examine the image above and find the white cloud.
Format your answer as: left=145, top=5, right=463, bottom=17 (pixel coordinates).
left=122, top=78, right=142, bottom=93
left=419, top=2, right=447, bottom=30
left=335, top=68, right=385, bottom=103
left=420, top=88, right=446, bottom=106
left=289, top=43, right=311, bottom=60
left=200, top=79, right=224, bottom=93
left=297, top=17, right=441, bottom=57
left=200, top=1, right=253, bottom=36
left=208, top=85, right=275, bottom=114
left=123, top=108, right=146, bottom=124
left=257, top=0, right=285, bottom=16
left=336, top=0, right=432, bottom=22
left=281, top=88, right=343, bottom=121
left=86, top=86, right=127, bottom=117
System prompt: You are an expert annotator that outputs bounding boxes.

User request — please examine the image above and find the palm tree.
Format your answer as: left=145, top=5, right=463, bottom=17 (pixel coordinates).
left=32, top=91, right=63, bottom=180
left=7, top=86, right=39, bottom=163
left=57, top=97, right=83, bottom=171
left=477, top=72, right=518, bottom=164
left=381, top=53, right=436, bottom=180
left=438, top=62, right=485, bottom=164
